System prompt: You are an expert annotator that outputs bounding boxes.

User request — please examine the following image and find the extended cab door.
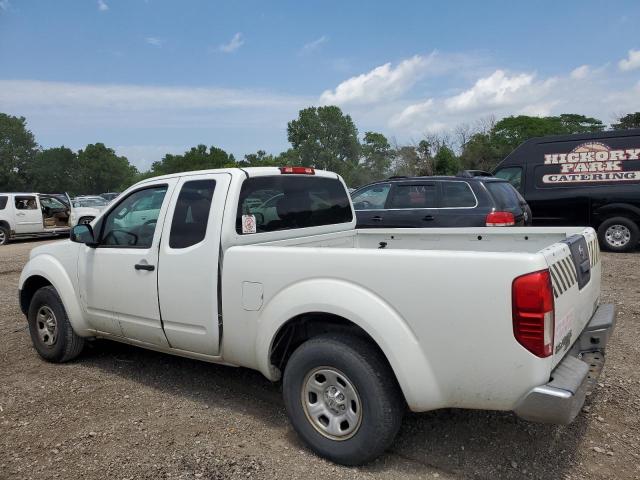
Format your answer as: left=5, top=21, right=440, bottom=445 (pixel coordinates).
left=78, top=180, right=176, bottom=344
left=13, top=195, right=44, bottom=234
left=157, top=173, right=231, bottom=356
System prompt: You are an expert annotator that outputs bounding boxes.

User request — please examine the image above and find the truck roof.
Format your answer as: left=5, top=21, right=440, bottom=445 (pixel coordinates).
left=135, top=167, right=340, bottom=186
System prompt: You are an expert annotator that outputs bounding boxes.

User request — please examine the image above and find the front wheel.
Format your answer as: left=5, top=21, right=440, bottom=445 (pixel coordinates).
left=282, top=334, right=404, bottom=465
left=27, top=286, right=85, bottom=362
left=597, top=217, right=639, bottom=252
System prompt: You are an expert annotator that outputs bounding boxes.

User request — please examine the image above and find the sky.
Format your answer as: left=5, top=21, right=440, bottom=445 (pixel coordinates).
left=1, top=1, right=640, bottom=171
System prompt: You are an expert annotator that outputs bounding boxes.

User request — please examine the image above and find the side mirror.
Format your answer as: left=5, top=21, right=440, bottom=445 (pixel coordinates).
left=70, top=224, right=97, bottom=247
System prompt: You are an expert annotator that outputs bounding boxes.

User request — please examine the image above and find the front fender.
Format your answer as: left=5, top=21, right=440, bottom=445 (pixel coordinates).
left=254, top=278, right=444, bottom=412
left=19, top=254, right=91, bottom=336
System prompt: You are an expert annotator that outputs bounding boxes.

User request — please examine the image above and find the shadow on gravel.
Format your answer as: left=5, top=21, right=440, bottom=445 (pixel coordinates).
left=83, top=339, right=589, bottom=479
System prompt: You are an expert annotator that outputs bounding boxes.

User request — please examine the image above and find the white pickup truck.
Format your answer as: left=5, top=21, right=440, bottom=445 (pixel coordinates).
left=19, top=167, right=615, bottom=465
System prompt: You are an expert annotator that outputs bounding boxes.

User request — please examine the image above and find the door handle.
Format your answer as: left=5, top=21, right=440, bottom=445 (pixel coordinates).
left=16, top=212, right=25, bottom=216
left=134, top=263, right=155, bottom=271
left=371, top=216, right=383, bottom=222
left=422, top=215, right=434, bottom=221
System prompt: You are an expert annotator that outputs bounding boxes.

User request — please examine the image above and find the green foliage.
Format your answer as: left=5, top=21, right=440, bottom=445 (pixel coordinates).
left=612, top=112, right=640, bottom=130
left=287, top=106, right=361, bottom=181
left=150, top=145, right=236, bottom=176
left=0, top=113, right=38, bottom=191
left=77, top=143, right=138, bottom=194
left=29, top=147, right=80, bottom=194
left=433, top=145, right=459, bottom=175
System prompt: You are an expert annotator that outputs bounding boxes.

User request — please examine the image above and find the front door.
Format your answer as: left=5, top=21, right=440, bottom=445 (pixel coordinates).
left=13, top=195, right=43, bottom=234
left=157, top=173, right=230, bottom=356
left=78, top=181, right=176, bottom=345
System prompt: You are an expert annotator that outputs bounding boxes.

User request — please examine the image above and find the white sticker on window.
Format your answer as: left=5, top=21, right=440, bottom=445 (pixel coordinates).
left=242, top=214, right=257, bottom=234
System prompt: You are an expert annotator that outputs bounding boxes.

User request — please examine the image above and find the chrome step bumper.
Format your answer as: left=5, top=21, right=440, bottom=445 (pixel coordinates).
left=513, top=303, right=616, bottom=424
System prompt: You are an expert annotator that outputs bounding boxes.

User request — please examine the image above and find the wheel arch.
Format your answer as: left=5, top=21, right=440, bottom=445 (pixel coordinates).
left=593, top=203, right=640, bottom=225
left=19, top=255, right=91, bottom=336
left=253, top=278, right=444, bottom=412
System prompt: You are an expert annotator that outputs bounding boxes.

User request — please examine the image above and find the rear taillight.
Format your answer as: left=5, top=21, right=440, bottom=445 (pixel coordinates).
left=279, top=166, right=315, bottom=175
left=486, top=211, right=515, bottom=226
left=512, top=269, right=554, bottom=358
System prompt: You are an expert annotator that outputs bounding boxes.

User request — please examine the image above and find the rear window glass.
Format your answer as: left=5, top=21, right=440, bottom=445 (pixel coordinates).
left=236, top=176, right=352, bottom=234
left=0, top=196, right=7, bottom=210
left=388, top=184, right=437, bottom=208
left=485, top=182, right=521, bottom=209
left=440, top=182, right=476, bottom=208
left=170, top=180, right=216, bottom=249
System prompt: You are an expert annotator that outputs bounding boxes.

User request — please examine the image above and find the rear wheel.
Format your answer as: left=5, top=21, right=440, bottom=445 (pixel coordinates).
left=282, top=334, right=404, bottom=465
left=597, top=217, right=639, bottom=253
left=0, top=225, right=9, bottom=245
left=27, top=286, right=85, bottom=362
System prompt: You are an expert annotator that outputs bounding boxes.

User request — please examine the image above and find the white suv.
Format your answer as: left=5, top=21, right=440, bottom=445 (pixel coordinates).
left=0, top=193, right=73, bottom=245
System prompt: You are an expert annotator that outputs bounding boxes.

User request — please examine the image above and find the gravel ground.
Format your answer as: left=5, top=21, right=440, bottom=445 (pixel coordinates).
left=1, top=239, right=639, bottom=480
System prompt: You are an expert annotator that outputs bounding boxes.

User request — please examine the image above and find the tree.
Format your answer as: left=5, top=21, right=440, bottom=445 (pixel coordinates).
left=287, top=106, right=360, bottom=180
left=433, top=145, right=459, bottom=175
left=360, top=132, right=392, bottom=182
left=240, top=149, right=280, bottom=167
left=28, top=147, right=81, bottom=194
left=150, top=145, right=236, bottom=176
left=78, top=143, right=138, bottom=193
left=612, top=112, right=640, bottom=130
left=0, top=113, right=38, bottom=191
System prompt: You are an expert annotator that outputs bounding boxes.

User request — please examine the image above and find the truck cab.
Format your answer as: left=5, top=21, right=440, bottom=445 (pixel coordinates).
left=0, top=192, right=72, bottom=245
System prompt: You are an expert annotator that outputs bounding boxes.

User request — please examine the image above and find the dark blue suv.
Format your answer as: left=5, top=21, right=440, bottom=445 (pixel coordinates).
left=351, top=172, right=532, bottom=228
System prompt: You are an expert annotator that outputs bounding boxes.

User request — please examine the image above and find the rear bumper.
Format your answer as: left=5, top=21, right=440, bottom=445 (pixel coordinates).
left=513, top=303, right=616, bottom=424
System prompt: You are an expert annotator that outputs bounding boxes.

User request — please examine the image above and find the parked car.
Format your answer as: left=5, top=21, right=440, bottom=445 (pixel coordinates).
left=350, top=173, right=532, bottom=228
left=0, top=192, right=72, bottom=245
left=70, top=196, right=108, bottom=226
left=100, top=192, right=120, bottom=202
left=493, top=128, right=640, bottom=252
left=20, top=166, right=614, bottom=465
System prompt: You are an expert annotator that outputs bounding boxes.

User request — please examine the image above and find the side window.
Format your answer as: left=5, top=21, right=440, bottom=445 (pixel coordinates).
left=15, top=196, right=37, bottom=210
left=494, top=167, right=523, bottom=190
left=0, top=196, right=7, bottom=210
left=100, top=185, right=168, bottom=248
left=169, top=180, right=216, bottom=249
left=351, top=183, right=391, bottom=210
left=388, top=184, right=437, bottom=209
left=440, top=182, right=477, bottom=208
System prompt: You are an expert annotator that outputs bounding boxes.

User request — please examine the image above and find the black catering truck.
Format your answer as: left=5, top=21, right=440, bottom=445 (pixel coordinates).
left=493, top=128, right=640, bottom=252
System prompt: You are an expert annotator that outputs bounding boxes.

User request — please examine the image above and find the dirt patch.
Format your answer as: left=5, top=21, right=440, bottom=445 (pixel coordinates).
left=0, top=239, right=638, bottom=479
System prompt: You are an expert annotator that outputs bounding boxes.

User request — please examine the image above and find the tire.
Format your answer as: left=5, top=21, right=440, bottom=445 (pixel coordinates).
left=282, top=334, right=404, bottom=465
left=27, top=286, right=85, bottom=363
left=597, top=217, right=639, bottom=253
left=0, top=225, right=9, bottom=245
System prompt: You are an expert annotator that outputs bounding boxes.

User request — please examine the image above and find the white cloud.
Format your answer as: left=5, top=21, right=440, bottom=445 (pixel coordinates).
left=301, top=36, right=328, bottom=54
left=0, top=0, right=10, bottom=11
left=390, top=98, right=434, bottom=127
left=570, top=65, right=590, bottom=79
left=619, top=49, right=640, bottom=71
left=444, top=70, right=536, bottom=112
left=145, top=37, right=163, bottom=47
left=218, top=33, right=244, bottom=53
left=320, top=55, right=430, bottom=105
left=0, top=80, right=306, bottom=110
left=97, top=0, right=108, bottom=11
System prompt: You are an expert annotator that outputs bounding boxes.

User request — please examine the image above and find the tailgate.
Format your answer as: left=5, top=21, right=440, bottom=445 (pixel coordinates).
left=541, top=228, right=601, bottom=368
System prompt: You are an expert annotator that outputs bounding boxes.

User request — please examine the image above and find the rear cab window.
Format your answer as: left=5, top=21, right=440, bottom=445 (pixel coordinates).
left=494, top=167, right=523, bottom=190
left=0, top=196, right=7, bottom=210
left=236, top=175, right=352, bottom=234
